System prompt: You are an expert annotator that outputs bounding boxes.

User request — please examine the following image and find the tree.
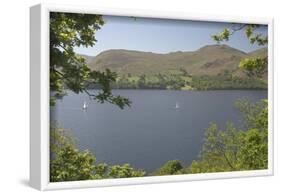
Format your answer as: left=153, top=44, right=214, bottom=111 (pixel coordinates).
left=153, top=160, right=183, bottom=175
left=239, top=57, right=267, bottom=78
left=50, top=12, right=130, bottom=108
left=93, top=163, right=145, bottom=179
left=108, top=164, right=145, bottom=178
left=238, top=128, right=267, bottom=170
left=184, top=99, right=268, bottom=174
left=198, top=123, right=241, bottom=172
left=137, top=74, right=146, bottom=88
left=50, top=128, right=96, bottom=182
left=212, top=24, right=268, bottom=78
left=235, top=99, right=268, bottom=130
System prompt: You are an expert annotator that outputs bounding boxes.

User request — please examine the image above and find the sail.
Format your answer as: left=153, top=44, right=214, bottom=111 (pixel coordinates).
left=83, top=101, right=88, bottom=109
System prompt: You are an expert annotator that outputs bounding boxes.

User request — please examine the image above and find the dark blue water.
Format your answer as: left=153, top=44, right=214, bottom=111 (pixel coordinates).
left=50, top=90, right=267, bottom=172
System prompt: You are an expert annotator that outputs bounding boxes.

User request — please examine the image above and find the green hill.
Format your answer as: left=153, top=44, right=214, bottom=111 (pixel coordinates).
left=81, top=45, right=267, bottom=90
left=87, top=44, right=267, bottom=77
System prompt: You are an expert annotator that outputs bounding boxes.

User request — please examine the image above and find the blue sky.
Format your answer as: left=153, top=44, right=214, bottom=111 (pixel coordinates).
left=75, top=15, right=268, bottom=56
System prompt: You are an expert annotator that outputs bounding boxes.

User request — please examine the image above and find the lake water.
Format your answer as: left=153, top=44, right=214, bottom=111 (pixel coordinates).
left=50, top=90, right=267, bottom=173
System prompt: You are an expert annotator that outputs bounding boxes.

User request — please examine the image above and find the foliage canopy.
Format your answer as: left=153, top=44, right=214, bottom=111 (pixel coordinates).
left=50, top=12, right=130, bottom=108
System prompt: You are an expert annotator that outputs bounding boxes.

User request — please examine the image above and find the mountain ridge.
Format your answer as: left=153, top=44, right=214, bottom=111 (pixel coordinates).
left=84, top=44, right=267, bottom=77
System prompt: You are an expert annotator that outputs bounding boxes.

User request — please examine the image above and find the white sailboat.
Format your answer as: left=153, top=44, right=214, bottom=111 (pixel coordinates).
left=82, top=101, right=88, bottom=110
left=175, top=102, right=179, bottom=109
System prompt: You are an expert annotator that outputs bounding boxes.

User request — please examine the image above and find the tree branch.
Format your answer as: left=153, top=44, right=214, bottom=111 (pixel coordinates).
left=229, top=24, right=248, bottom=36
left=58, top=43, right=84, bottom=66
left=52, top=69, right=98, bottom=99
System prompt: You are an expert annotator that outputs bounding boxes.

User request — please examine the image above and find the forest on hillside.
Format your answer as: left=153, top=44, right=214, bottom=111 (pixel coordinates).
left=85, top=71, right=267, bottom=90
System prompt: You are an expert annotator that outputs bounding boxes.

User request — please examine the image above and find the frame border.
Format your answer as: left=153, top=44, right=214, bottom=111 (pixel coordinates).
left=30, top=3, right=274, bottom=191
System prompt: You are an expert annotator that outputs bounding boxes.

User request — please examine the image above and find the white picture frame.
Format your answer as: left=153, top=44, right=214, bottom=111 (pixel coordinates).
left=30, top=3, right=274, bottom=191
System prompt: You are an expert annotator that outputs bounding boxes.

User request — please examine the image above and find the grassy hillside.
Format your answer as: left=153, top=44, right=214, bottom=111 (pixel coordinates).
left=87, top=44, right=267, bottom=76
left=82, top=45, right=267, bottom=90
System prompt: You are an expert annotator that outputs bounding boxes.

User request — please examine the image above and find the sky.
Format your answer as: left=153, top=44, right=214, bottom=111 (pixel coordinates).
left=74, top=15, right=268, bottom=56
